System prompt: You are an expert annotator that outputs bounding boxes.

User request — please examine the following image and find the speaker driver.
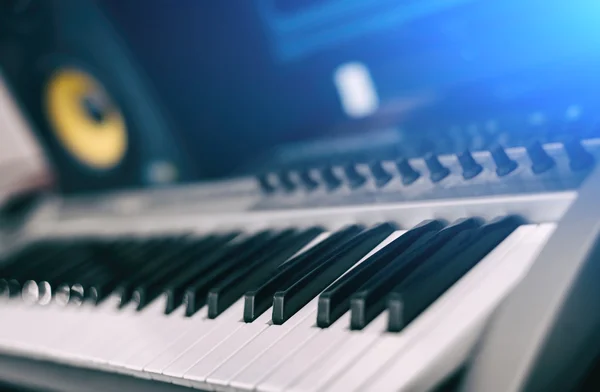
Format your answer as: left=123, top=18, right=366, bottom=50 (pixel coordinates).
left=44, top=67, right=128, bottom=171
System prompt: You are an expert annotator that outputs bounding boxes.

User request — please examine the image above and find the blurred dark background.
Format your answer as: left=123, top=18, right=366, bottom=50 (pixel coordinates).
left=100, top=0, right=600, bottom=178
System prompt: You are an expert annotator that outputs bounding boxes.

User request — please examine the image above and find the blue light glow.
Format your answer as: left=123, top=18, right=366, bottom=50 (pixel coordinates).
left=259, top=0, right=600, bottom=64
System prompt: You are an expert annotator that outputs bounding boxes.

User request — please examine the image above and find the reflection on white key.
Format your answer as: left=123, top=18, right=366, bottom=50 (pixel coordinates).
left=365, top=224, right=555, bottom=392
left=322, top=224, right=537, bottom=392
left=255, top=230, right=407, bottom=392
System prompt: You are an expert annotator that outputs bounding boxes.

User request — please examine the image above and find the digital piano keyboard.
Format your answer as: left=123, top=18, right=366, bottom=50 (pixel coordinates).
left=2, top=141, right=600, bottom=392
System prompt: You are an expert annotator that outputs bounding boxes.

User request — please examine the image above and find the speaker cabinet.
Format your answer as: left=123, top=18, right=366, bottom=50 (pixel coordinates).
left=0, top=0, right=192, bottom=193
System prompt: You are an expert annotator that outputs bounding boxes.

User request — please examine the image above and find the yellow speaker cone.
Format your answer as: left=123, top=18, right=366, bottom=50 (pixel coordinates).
left=44, top=68, right=127, bottom=170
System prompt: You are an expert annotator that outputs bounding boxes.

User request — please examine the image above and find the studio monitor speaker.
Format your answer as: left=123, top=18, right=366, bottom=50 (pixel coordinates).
left=0, top=0, right=193, bottom=193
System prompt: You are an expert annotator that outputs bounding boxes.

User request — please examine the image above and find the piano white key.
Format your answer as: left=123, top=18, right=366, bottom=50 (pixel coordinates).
left=182, top=309, right=274, bottom=389
left=107, top=320, right=173, bottom=371
left=109, top=304, right=189, bottom=374
left=115, top=307, right=197, bottom=377
left=257, top=314, right=352, bottom=392
left=0, top=298, right=93, bottom=364
left=17, top=301, right=92, bottom=360
left=88, top=296, right=170, bottom=369
left=69, top=302, right=141, bottom=365
left=42, top=296, right=122, bottom=364
left=141, top=305, right=211, bottom=377
left=161, top=300, right=252, bottom=385
left=321, top=224, right=538, bottom=392
left=228, top=309, right=320, bottom=392
left=25, top=303, right=98, bottom=359
left=205, top=301, right=318, bottom=392
left=254, top=230, right=408, bottom=392
left=286, top=313, right=388, bottom=392
left=52, top=295, right=129, bottom=363
left=0, top=302, right=48, bottom=353
left=7, top=299, right=91, bottom=357
left=145, top=299, right=244, bottom=381
left=364, top=223, right=556, bottom=392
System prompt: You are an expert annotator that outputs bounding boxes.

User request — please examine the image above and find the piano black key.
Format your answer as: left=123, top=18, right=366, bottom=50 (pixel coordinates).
left=272, top=222, right=397, bottom=325
left=162, top=235, right=248, bottom=314
left=69, top=247, right=127, bottom=304
left=77, top=252, right=134, bottom=305
left=243, top=225, right=365, bottom=323
left=134, top=233, right=239, bottom=310
left=0, top=245, right=40, bottom=276
left=350, top=217, right=482, bottom=330
left=1, top=241, right=69, bottom=279
left=116, top=236, right=197, bottom=307
left=0, top=246, right=43, bottom=297
left=61, top=258, right=118, bottom=304
left=55, top=280, right=88, bottom=306
left=386, top=215, right=524, bottom=332
left=21, top=246, right=99, bottom=304
left=207, top=227, right=324, bottom=319
left=85, top=238, right=173, bottom=303
left=56, top=237, right=165, bottom=304
left=132, top=234, right=237, bottom=310
left=127, top=240, right=208, bottom=305
left=68, top=283, right=86, bottom=306
left=0, top=278, right=20, bottom=298
left=184, top=230, right=281, bottom=317
left=316, top=220, right=446, bottom=328
left=78, top=271, right=114, bottom=304
left=40, top=245, right=99, bottom=285
left=54, top=243, right=124, bottom=305
left=391, top=228, right=477, bottom=296
left=1, top=243, right=77, bottom=299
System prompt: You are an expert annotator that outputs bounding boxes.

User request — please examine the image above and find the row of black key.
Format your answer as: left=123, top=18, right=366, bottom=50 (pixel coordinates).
left=0, top=215, right=523, bottom=333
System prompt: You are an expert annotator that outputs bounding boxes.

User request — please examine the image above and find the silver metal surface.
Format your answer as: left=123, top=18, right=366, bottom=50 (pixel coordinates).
left=17, top=191, right=575, bottom=242
left=462, top=154, right=600, bottom=392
